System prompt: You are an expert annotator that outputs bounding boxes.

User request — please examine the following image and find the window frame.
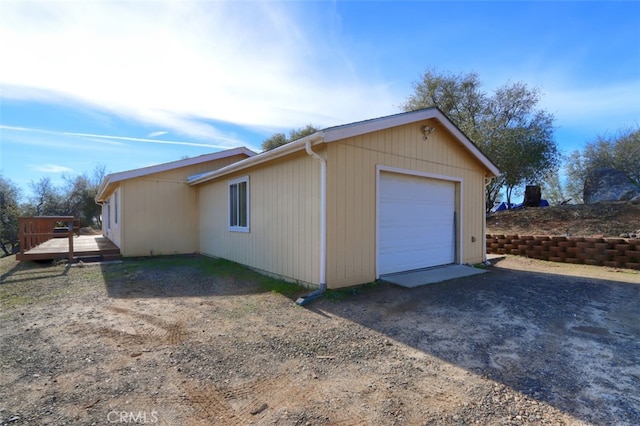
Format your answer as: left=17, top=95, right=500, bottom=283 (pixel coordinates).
left=228, top=176, right=250, bottom=232
left=114, top=189, right=119, bottom=226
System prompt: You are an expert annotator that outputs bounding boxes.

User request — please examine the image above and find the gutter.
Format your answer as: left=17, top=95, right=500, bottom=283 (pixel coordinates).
left=483, top=176, right=496, bottom=264
left=295, top=137, right=327, bottom=306
left=188, top=133, right=325, bottom=186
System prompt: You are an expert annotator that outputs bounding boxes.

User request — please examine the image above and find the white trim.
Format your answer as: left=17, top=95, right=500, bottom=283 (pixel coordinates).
left=114, top=189, right=119, bottom=226
left=305, top=140, right=327, bottom=287
left=188, top=134, right=324, bottom=185
left=188, top=108, right=499, bottom=186
left=324, top=109, right=499, bottom=177
left=228, top=175, right=250, bottom=233
left=104, top=201, right=110, bottom=234
left=375, top=165, right=464, bottom=279
left=96, top=147, right=255, bottom=202
left=377, top=165, right=463, bottom=184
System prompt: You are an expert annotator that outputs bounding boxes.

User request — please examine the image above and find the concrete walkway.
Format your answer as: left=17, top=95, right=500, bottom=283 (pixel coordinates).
left=380, top=264, right=489, bottom=288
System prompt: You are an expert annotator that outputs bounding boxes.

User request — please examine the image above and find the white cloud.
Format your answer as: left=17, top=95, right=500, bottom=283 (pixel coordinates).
left=541, top=80, right=640, bottom=126
left=147, top=131, right=168, bottom=138
left=0, top=1, right=397, bottom=137
left=31, top=164, right=74, bottom=173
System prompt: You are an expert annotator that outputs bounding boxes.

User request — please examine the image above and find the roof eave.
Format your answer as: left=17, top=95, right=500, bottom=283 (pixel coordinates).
left=188, top=132, right=325, bottom=185
left=94, top=146, right=257, bottom=202
left=323, top=108, right=500, bottom=177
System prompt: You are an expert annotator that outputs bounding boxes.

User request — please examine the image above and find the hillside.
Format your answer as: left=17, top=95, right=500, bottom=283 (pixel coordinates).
left=486, top=201, right=639, bottom=238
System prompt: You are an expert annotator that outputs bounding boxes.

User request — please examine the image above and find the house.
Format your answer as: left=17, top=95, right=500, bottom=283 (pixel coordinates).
left=97, top=108, right=499, bottom=289
left=188, top=108, right=499, bottom=289
left=95, top=147, right=255, bottom=257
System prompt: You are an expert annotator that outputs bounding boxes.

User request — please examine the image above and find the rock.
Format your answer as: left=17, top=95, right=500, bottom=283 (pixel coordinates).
left=583, top=168, right=640, bottom=204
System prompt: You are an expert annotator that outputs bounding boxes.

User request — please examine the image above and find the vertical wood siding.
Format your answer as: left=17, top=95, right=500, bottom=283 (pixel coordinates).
left=198, top=152, right=321, bottom=286
left=326, top=121, right=489, bottom=288
left=118, top=155, right=246, bottom=257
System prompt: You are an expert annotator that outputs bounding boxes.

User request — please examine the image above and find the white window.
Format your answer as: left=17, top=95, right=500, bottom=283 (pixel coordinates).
left=228, top=176, right=249, bottom=232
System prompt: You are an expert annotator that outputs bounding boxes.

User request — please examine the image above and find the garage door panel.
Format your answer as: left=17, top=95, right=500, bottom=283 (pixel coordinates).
left=379, top=225, right=448, bottom=246
left=380, top=204, right=452, bottom=226
left=378, top=172, right=456, bottom=275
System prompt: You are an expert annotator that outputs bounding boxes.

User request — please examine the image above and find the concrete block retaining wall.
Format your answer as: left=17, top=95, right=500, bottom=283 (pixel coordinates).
left=486, top=234, right=640, bottom=270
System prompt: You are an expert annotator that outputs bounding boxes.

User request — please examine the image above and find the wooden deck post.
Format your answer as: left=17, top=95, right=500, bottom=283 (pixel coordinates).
left=68, top=220, right=75, bottom=263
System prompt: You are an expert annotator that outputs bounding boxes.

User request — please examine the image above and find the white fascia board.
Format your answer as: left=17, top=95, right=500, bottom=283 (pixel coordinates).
left=95, top=147, right=256, bottom=202
left=322, top=109, right=441, bottom=142
left=188, top=133, right=325, bottom=185
left=323, top=108, right=500, bottom=178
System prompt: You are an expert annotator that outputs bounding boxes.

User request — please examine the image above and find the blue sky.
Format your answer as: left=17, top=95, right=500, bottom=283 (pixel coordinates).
left=1, top=1, right=639, bottom=198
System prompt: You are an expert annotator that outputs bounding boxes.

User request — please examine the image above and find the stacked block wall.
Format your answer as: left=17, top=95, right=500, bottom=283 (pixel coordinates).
left=486, top=235, right=640, bottom=270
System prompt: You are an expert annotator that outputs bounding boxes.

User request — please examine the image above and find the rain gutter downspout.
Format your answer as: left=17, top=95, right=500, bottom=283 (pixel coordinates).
left=296, top=136, right=327, bottom=306
left=483, top=176, right=494, bottom=263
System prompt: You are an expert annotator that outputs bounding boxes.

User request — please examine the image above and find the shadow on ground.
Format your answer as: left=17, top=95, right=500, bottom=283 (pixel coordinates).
left=99, top=255, right=307, bottom=299
left=0, top=259, right=71, bottom=285
left=315, top=265, right=640, bottom=425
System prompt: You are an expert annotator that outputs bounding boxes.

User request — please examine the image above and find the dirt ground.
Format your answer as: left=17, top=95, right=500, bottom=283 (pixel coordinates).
left=487, top=201, right=639, bottom=238
left=1, top=254, right=638, bottom=425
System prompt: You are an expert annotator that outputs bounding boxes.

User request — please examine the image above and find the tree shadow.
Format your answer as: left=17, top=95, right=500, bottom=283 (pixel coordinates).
left=313, top=266, right=640, bottom=425
left=0, top=259, right=71, bottom=285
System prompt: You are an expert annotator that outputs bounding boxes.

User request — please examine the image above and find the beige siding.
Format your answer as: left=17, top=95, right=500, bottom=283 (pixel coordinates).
left=198, top=152, right=321, bottom=286
left=118, top=155, right=246, bottom=257
left=103, top=190, right=122, bottom=248
left=326, top=121, right=490, bottom=288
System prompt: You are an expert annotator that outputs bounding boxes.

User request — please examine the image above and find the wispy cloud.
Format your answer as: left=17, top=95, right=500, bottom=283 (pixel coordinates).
left=0, top=1, right=397, bottom=137
left=541, top=80, right=640, bottom=125
left=147, top=131, right=168, bottom=138
left=0, top=125, right=234, bottom=149
left=67, top=132, right=233, bottom=149
left=31, top=164, right=74, bottom=173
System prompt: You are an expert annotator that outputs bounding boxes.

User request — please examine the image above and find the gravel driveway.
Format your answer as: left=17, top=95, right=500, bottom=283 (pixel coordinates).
left=316, top=256, right=640, bottom=425
left=1, top=255, right=638, bottom=425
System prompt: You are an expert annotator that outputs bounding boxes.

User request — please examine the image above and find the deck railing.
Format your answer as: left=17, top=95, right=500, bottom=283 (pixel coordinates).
left=18, top=216, right=80, bottom=261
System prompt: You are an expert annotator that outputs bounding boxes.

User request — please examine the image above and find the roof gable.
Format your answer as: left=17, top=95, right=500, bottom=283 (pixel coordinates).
left=188, top=108, right=499, bottom=185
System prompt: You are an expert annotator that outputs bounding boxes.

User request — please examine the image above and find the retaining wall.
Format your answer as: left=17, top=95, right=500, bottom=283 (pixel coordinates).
left=486, top=234, right=640, bottom=270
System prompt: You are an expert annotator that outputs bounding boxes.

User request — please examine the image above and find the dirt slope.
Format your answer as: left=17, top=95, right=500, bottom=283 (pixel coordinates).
left=487, top=201, right=639, bottom=237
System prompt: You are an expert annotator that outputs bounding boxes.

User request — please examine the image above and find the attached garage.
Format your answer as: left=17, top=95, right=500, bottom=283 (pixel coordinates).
left=185, top=107, right=499, bottom=289
left=377, top=169, right=458, bottom=275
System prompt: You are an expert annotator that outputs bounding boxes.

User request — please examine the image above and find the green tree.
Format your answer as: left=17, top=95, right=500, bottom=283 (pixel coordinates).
left=402, top=69, right=560, bottom=211
left=62, top=164, right=107, bottom=228
left=0, top=174, right=23, bottom=256
left=402, top=69, right=486, bottom=142
left=23, top=164, right=107, bottom=228
left=261, top=124, right=319, bottom=151
left=541, top=168, right=570, bottom=205
left=28, top=177, right=65, bottom=216
left=564, top=150, right=585, bottom=204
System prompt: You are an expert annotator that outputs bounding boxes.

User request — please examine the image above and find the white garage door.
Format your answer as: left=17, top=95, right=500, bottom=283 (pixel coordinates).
left=378, top=172, right=456, bottom=275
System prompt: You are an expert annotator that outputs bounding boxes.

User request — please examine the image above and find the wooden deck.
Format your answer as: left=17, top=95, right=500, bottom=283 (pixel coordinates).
left=17, top=235, right=121, bottom=263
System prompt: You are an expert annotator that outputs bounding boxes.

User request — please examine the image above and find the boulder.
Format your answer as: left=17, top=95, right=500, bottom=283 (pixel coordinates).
left=583, top=168, right=640, bottom=204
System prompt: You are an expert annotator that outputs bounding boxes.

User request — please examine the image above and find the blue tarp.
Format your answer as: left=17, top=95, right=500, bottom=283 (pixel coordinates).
left=491, top=199, right=548, bottom=213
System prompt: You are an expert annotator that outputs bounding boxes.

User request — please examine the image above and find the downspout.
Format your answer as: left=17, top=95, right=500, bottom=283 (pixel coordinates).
left=296, top=136, right=327, bottom=306
left=483, top=176, right=494, bottom=263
